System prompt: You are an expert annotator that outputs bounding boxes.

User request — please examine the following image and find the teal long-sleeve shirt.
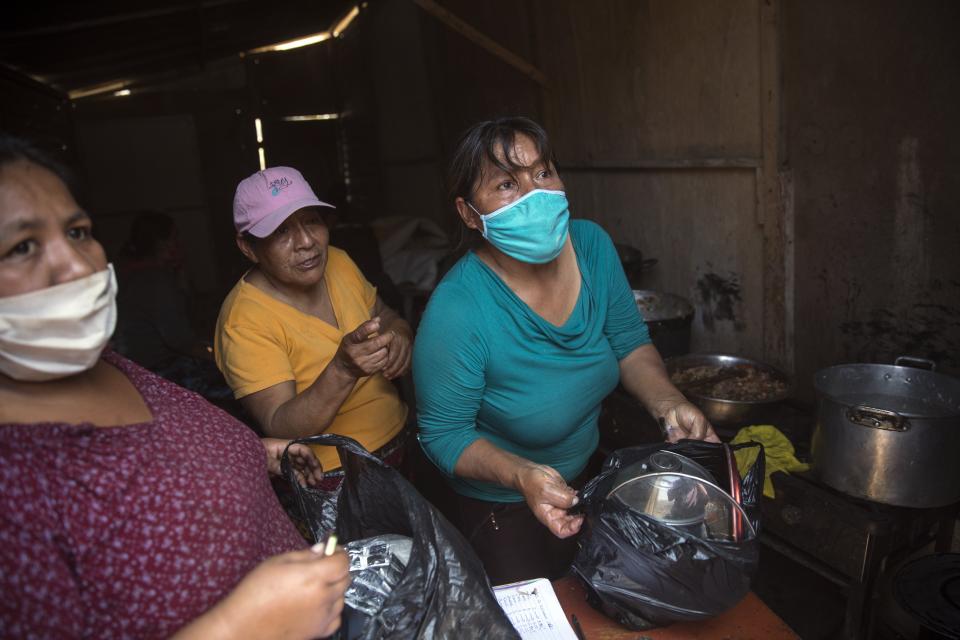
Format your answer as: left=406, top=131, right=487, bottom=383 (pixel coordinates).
left=413, top=219, right=651, bottom=502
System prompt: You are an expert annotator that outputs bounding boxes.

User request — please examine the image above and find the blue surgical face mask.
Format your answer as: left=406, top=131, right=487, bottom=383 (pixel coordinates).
left=468, top=189, right=570, bottom=264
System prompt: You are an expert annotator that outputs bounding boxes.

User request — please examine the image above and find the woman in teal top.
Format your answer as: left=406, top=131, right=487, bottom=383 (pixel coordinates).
left=413, top=117, right=718, bottom=584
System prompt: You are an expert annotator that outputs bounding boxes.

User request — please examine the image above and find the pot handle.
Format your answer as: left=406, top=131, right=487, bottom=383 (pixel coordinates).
left=846, top=405, right=910, bottom=431
left=894, top=355, right=936, bottom=371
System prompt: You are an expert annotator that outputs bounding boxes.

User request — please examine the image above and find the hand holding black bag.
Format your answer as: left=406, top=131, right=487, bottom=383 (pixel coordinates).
left=281, top=433, right=520, bottom=640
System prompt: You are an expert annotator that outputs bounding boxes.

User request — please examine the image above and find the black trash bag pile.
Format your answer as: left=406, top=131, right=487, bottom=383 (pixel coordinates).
left=281, top=433, right=520, bottom=640
left=571, top=440, right=764, bottom=631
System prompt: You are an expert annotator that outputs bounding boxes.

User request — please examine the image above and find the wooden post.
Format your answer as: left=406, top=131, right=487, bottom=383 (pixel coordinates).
left=758, top=0, right=790, bottom=372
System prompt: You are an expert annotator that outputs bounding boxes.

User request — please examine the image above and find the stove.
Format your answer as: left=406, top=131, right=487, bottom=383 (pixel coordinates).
left=761, top=470, right=958, bottom=639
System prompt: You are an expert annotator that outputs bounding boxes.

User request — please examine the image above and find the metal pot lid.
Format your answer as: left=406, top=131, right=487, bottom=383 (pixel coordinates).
left=613, top=450, right=713, bottom=479
left=606, top=452, right=756, bottom=542
left=632, top=290, right=695, bottom=322
left=608, top=450, right=712, bottom=499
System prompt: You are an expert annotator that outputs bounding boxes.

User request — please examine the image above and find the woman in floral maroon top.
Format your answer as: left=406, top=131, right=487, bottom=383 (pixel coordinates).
left=0, top=135, right=349, bottom=639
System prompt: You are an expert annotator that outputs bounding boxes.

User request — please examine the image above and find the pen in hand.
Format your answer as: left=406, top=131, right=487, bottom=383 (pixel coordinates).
left=311, top=532, right=339, bottom=557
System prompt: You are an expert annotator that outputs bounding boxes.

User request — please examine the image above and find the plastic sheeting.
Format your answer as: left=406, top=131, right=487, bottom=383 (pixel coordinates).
left=371, top=216, right=449, bottom=291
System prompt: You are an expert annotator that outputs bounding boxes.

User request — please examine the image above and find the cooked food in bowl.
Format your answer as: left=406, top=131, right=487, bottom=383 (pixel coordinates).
left=670, top=362, right=788, bottom=402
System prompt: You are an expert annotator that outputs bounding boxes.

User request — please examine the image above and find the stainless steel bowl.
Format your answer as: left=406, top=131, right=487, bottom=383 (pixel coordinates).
left=665, top=353, right=791, bottom=427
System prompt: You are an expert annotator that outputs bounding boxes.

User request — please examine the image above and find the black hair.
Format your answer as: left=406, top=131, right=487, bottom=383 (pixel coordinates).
left=121, top=212, right=177, bottom=259
left=446, top=116, right=556, bottom=205
left=0, top=133, right=74, bottom=189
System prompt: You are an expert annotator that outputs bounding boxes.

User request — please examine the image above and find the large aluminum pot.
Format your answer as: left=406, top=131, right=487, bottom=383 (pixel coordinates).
left=810, top=357, right=960, bottom=508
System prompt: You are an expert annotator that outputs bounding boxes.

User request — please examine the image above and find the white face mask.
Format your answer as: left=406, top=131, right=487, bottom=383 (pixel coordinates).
left=0, top=264, right=118, bottom=381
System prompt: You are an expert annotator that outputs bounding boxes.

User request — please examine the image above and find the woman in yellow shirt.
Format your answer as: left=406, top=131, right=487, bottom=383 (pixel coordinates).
left=215, top=167, right=411, bottom=481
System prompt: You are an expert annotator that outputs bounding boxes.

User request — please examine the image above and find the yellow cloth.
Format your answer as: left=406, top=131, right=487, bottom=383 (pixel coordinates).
left=215, top=247, right=407, bottom=472
left=731, top=425, right=809, bottom=499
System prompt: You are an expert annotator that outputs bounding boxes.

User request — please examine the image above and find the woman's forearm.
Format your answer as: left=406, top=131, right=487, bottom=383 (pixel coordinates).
left=373, top=298, right=413, bottom=344
left=249, top=310, right=405, bottom=439
left=267, top=363, right=357, bottom=438
left=619, top=343, right=718, bottom=441
left=452, top=438, right=583, bottom=537
left=380, top=307, right=411, bottom=338
left=170, top=599, right=235, bottom=640
left=171, top=548, right=350, bottom=640
left=619, top=343, right=687, bottom=418
left=453, top=439, right=537, bottom=490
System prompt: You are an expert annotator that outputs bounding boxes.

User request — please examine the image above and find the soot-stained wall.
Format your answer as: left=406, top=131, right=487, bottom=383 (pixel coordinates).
left=785, top=0, right=960, bottom=392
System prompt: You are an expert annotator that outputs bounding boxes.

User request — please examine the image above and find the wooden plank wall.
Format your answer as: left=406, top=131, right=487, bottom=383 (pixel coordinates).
left=377, top=0, right=789, bottom=364
left=533, top=0, right=776, bottom=360
left=784, top=0, right=960, bottom=391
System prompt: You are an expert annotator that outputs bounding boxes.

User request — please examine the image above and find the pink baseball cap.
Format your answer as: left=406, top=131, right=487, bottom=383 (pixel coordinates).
left=233, top=166, right=334, bottom=238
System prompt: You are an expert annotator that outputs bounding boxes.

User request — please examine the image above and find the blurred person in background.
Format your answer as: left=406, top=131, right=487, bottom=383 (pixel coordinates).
left=113, top=212, right=234, bottom=405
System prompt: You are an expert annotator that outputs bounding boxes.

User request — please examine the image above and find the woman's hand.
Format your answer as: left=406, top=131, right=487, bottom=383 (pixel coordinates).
left=618, top=344, right=721, bottom=443
left=332, top=317, right=395, bottom=379
left=514, top=463, right=584, bottom=539
left=659, top=401, right=721, bottom=443
left=174, top=548, right=350, bottom=640
left=262, top=438, right=324, bottom=487
left=369, top=296, right=413, bottom=381
left=381, top=323, right=413, bottom=381
left=452, top=441, right=583, bottom=538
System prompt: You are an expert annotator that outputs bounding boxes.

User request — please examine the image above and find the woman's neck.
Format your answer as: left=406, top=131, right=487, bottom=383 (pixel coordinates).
left=475, top=239, right=572, bottom=284
left=245, top=267, right=334, bottom=321
left=475, top=238, right=580, bottom=327
left=0, top=359, right=154, bottom=427
left=0, top=362, right=97, bottom=394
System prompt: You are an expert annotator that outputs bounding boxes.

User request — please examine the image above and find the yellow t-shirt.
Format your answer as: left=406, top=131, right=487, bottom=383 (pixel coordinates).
left=214, top=247, right=407, bottom=471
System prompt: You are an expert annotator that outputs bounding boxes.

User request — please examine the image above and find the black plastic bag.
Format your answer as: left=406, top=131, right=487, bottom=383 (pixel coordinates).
left=281, top=434, right=520, bottom=640
left=571, top=440, right=764, bottom=631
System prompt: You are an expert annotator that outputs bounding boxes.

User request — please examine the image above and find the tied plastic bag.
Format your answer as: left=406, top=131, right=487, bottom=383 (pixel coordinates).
left=281, top=434, right=519, bottom=640
left=571, top=440, right=764, bottom=631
